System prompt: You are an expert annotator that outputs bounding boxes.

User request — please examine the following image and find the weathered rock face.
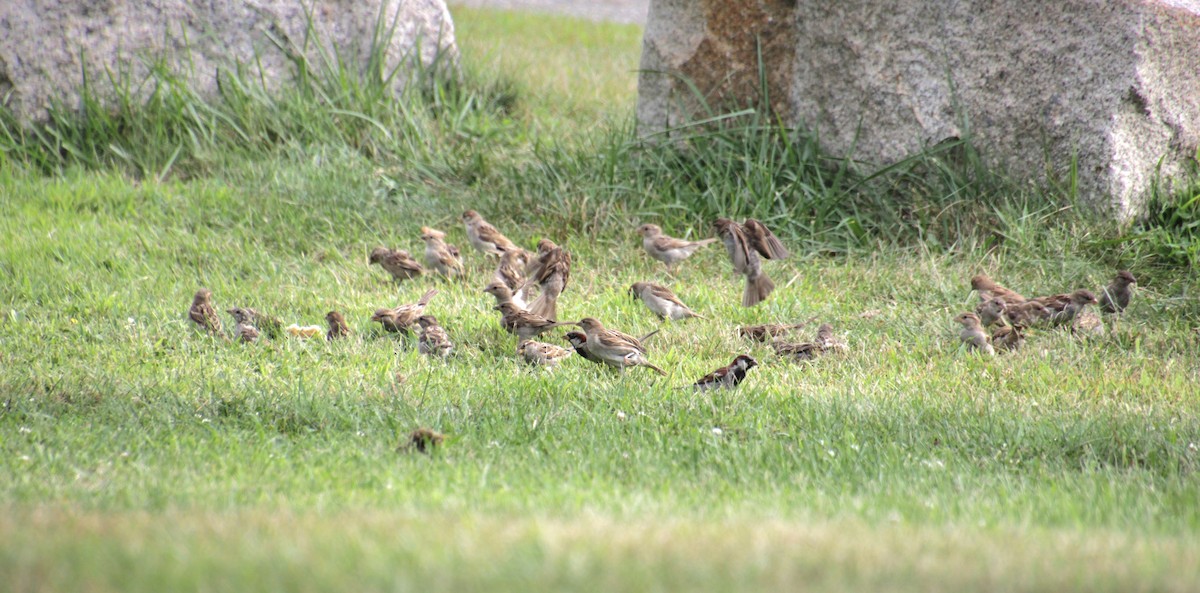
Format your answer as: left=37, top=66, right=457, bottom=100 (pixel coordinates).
left=637, top=0, right=1200, bottom=219
left=0, top=0, right=457, bottom=122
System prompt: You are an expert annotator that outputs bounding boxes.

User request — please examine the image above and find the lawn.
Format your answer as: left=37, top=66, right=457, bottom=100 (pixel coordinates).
left=1, top=6, right=1199, bottom=592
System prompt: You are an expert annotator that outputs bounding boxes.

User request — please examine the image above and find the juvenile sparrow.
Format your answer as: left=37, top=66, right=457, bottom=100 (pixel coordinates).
left=1047, top=289, right=1099, bottom=326
left=325, top=310, right=351, bottom=341
left=518, top=339, right=573, bottom=368
left=526, top=241, right=571, bottom=321
left=416, top=314, right=454, bottom=357
left=188, top=288, right=223, bottom=336
left=495, top=302, right=571, bottom=342
left=954, top=312, right=995, bottom=355
left=971, top=274, right=1025, bottom=305
left=738, top=322, right=806, bottom=342
left=575, top=317, right=666, bottom=375
left=629, top=282, right=707, bottom=321
left=742, top=219, right=791, bottom=260
left=401, top=427, right=445, bottom=454
left=992, top=325, right=1024, bottom=352
left=975, top=297, right=1009, bottom=328
left=1099, top=270, right=1136, bottom=314
left=227, top=308, right=261, bottom=344
left=713, top=218, right=780, bottom=307
left=1004, top=300, right=1052, bottom=328
left=688, top=355, right=758, bottom=391
left=814, top=323, right=849, bottom=353
left=462, top=210, right=518, bottom=256
left=371, top=289, right=438, bottom=335
left=369, top=247, right=423, bottom=282
left=1059, top=290, right=1103, bottom=335
left=636, top=223, right=718, bottom=271
left=420, top=226, right=464, bottom=277
left=492, top=249, right=530, bottom=308
left=771, top=324, right=845, bottom=360
left=563, top=331, right=605, bottom=366
left=227, top=306, right=282, bottom=339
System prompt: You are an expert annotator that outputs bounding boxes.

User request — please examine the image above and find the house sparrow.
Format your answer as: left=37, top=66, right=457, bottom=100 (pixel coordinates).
left=1099, top=270, right=1136, bottom=314
left=688, top=355, right=758, bottom=391
left=575, top=317, right=666, bottom=375
left=462, top=210, right=518, bottom=256
left=227, top=306, right=282, bottom=339
left=325, top=310, right=351, bottom=341
left=492, top=249, right=530, bottom=308
left=742, top=219, right=791, bottom=259
left=420, top=226, right=464, bottom=277
left=738, top=322, right=806, bottom=342
left=526, top=241, right=570, bottom=321
left=518, top=339, right=573, bottom=368
left=629, top=282, right=707, bottom=321
left=954, top=312, right=995, bottom=355
left=992, top=325, right=1024, bottom=352
left=814, top=323, right=849, bottom=353
left=636, top=223, right=718, bottom=271
left=416, top=314, right=453, bottom=357
left=971, top=274, right=1025, bottom=305
left=563, top=331, right=605, bottom=366
left=371, top=289, right=438, bottom=335
left=495, top=302, right=571, bottom=341
left=975, top=297, right=1009, bottom=328
left=227, top=308, right=261, bottom=344
left=1004, top=300, right=1052, bottom=328
left=771, top=323, right=845, bottom=360
left=401, top=427, right=445, bottom=454
left=188, top=288, right=223, bottom=336
left=369, top=247, right=423, bottom=282
left=713, top=218, right=780, bottom=307
left=1057, top=290, right=1104, bottom=335
left=1045, top=290, right=1099, bottom=326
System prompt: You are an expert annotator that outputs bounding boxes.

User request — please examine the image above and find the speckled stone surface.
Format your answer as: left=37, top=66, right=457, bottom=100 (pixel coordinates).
left=0, top=0, right=458, bottom=122
left=637, top=0, right=1200, bottom=219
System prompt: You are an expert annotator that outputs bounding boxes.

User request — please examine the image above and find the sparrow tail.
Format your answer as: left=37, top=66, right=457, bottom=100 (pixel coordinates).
left=742, top=272, right=775, bottom=307
left=417, top=289, right=438, bottom=306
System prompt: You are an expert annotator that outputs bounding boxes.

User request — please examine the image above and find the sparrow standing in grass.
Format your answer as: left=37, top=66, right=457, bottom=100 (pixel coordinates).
left=1057, top=290, right=1104, bottom=335
left=518, top=340, right=573, bottom=368
left=495, top=302, right=572, bottom=342
left=688, top=355, right=758, bottom=391
left=992, top=325, right=1024, bottom=352
left=713, top=218, right=788, bottom=307
left=227, top=308, right=260, bottom=344
left=971, top=274, right=1025, bottom=305
left=1004, top=300, right=1052, bottom=328
left=1046, top=289, right=1100, bottom=326
left=462, top=210, right=518, bottom=256
left=1099, top=270, right=1136, bottom=314
left=420, top=227, right=464, bottom=278
left=772, top=324, right=845, bottom=360
left=325, top=311, right=351, bottom=341
left=738, top=322, right=806, bottom=342
left=189, top=288, right=223, bottom=336
left=369, top=247, right=423, bottom=282
left=975, top=297, right=1009, bottom=328
left=526, top=240, right=570, bottom=321
left=563, top=331, right=605, bottom=366
left=629, top=282, right=707, bottom=321
left=575, top=317, right=666, bottom=375
left=227, top=307, right=282, bottom=339
left=401, top=427, right=445, bottom=454
left=954, top=312, right=995, bottom=355
left=636, top=223, right=718, bottom=271
left=371, top=289, right=438, bottom=335
left=416, top=315, right=454, bottom=357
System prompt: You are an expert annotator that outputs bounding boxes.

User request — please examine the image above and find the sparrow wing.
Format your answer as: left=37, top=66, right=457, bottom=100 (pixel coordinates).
left=647, top=283, right=688, bottom=308
left=596, top=329, right=645, bottom=354
left=743, top=219, right=790, bottom=259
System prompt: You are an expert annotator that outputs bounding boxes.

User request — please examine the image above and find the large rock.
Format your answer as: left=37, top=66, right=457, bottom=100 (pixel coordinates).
left=0, top=0, right=457, bottom=122
left=637, top=0, right=1200, bottom=219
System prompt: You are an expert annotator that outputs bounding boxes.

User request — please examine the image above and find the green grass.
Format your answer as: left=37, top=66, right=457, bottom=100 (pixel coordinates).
left=1, top=6, right=1199, bottom=592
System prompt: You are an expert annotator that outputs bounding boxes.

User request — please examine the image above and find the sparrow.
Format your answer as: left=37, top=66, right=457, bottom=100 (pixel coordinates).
left=227, top=307, right=282, bottom=339
left=495, top=302, right=572, bottom=342
left=401, top=427, right=445, bottom=454
left=325, top=310, right=351, bottom=341
left=954, top=312, right=995, bottom=355
left=1099, top=270, right=1136, bottom=314
left=371, top=289, right=438, bottom=335
left=813, top=323, right=849, bottom=353
left=636, top=223, right=718, bottom=271
left=416, top=314, right=454, bottom=357
left=563, top=331, right=606, bottom=366
left=713, top=218, right=785, bottom=307
left=1045, top=289, right=1099, bottom=326
left=1056, top=290, right=1103, bottom=335
left=575, top=317, right=666, bottom=375
left=738, top=322, right=806, bottom=342
left=420, top=226, right=464, bottom=277
left=188, top=288, right=223, bottom=335
left=771, top=323, right=845, bottom=360
left=368, top=247, right=423, bottom=282
left=227, top=308, right=261, bottom=344
left=629, top=282, right=707, bottom=321
left=974, top=297, right=1009, bottom=328
left=1003, top=300, right=1052, bottom=328
left=688, top=354, right=758, bottom=391
left=462, top=210, right=518, bottom=256
left=971, top=274, right=1025, bottom=305
left=517, top=340, right=573, bottom=368
left=526, top=240, right=570, bottom=321
left=992, top=325, right=1024, bottom=352
left=492, top=250, right=530, bottom=309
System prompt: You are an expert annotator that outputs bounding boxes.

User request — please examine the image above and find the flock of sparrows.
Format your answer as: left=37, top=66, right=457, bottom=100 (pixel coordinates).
left=188, top=209, right=1139, bottom=393
left=954, top=271, right=1137, bottom=355
left=188, top=211, right=844, bottom=392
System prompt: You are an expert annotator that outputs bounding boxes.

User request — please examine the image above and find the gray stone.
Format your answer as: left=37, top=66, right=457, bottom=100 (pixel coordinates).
left=637, top=0, right=1200, bottom=219
left=0, top=0, right=457, bottom=123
